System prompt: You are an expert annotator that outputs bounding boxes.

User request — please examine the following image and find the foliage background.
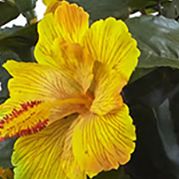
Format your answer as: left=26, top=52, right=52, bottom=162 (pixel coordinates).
left=0, top=0, right=179, bottom=179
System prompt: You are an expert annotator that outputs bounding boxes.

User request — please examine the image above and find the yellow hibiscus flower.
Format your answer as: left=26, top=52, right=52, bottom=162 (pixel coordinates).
left=43, top=0, right=58, bottom=6
left=0, top=1, right=140, bottom=179
left=43, top=0, right=62, bottom=13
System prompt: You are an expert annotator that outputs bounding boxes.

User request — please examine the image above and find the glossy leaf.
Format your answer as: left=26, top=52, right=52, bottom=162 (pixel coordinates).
left=129, top=0, right=174, bottom=14
left=124, top=68, right=179, bottom=179
left=14, top=0, right=37, bottom=12
left=0, top=24, right=38, bottom=60
left=0, top=1, right=19, bottom=26
left=129, top=0, right=156, bottom=10
left=127, top=16, right=179, bottom=70
left=129, top=68, right=155, bottom=83
left=69, top=0, right=131, bottom=20
left=14, top=0, right=37, bottom=23
left=94, top=168, right=131, bottom=179
left=127, top=15, right=179, bottom=83
left=161, top=0, right=179, bottom=19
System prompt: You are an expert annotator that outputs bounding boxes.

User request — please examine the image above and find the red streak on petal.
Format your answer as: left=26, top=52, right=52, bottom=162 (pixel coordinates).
left=0, top=101, right=49, bottom=139
left=17, top=119, right=49, bottom=137
left=1, top=101, right=41, bottom=126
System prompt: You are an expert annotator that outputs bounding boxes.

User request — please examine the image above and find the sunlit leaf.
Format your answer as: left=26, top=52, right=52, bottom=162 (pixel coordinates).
left=127, top=15, right=179, bottom=82
left=127, top=15, right=179, bottom=69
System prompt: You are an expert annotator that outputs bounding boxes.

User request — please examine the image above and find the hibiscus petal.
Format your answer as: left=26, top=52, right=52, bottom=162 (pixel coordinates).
left=0, top=101, right=50, bottom=140
left=90, top=62, right=125, bottom=115
left=12, top=116, right=86, bottom=179
left=72, top=104, right=136, bottom=178
left=45, top=1, right=62, bottom=15
left=84, top=17, right=140, bottom=82
left=35, top=1, right=89, bottom=66
left=3, top=60, right=82, bottom=102
left=1, top=60, right=86, bottom=139
left=54, top=1, right=89, bottom=43
left=43, top=0, right=57, bottom=6
left=52, top=42, right=94, bottom=93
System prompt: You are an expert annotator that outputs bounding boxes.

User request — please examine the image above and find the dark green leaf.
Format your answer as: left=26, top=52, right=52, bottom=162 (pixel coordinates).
left=129, top=0, right=173, bottom=14
left=0, top=50, right=21, bottom=103
left=0, top=1, right=19, bottom=26
left=161, top=0, right=179, bottom=19
left=174, top=0, right=179, bottom=13
left=124, top=68, right=179, bottom=179
left=14, top=0, right=37, bottom=12
left=129, top=0, right=157, bottom=10
left=127, top=15, right=179, bottom=70
left=0, top=24, right=38, bottom=60
left=0, top=139, right=16, bottom=168
left=129, top=68, right=155, bottom=83
left=94, top=168, right=131, bottom=179
left=14, top=0, right=37, bottom=23
left=126, top=15, right=179, bottom=82
left=69, top=0, right=131, bottom=20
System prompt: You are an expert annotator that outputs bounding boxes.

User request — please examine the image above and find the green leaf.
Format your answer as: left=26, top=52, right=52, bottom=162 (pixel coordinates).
left=161, top=0, right=179, bottom=19
left=0, top=50, right=21, bottom=103
left=0, top=24, right=38, bottom=60
left=69, top=0, right=131, bottom=20
left=0, top=1, right=19, bottom=26
left=14, top=0, right=37, bottom=12
left=0, top=139, right=16, bottom=168
left=174, top=0, right=179, bottom=12
left=14, top=0, right=37, bottom=23
left=126, top=15, right=179, bottom=83
left=129, top=0, right=157, bottom=10
left=127, top=16, right=179, bottom=69
left=129, top=0, right=172, bottom=13
left=93, top=168, right=131, bottom=179
left=124, top=68, right=179, bottom=179
left=129, top=68, right=155, bottom=83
